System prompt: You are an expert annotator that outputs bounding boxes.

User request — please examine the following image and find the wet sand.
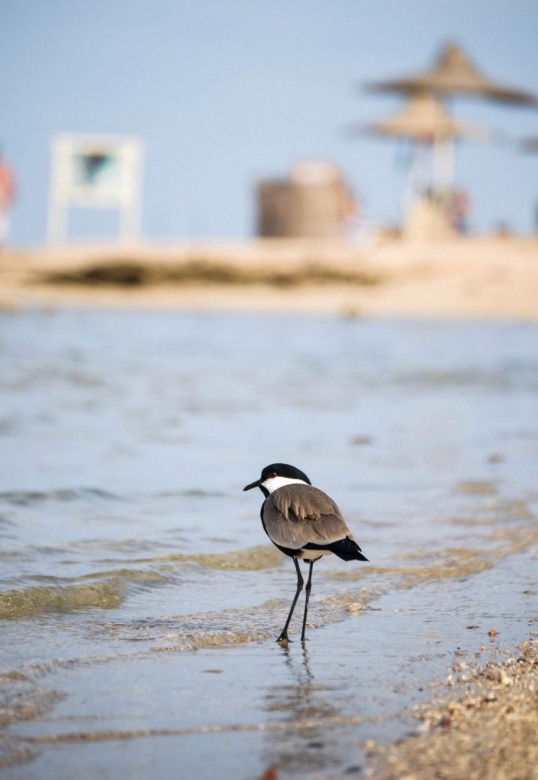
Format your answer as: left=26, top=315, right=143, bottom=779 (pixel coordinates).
left=1, top=235, right=538, bottom=319
left=366, top=638, right=538, bottom=780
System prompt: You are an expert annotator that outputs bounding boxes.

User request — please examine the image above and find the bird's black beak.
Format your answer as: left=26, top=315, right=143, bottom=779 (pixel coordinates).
left=243, top=478, right=262, bottom=491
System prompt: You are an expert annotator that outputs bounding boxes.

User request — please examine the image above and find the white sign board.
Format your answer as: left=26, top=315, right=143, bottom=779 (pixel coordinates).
left=47, top=134, right=144, bottom=244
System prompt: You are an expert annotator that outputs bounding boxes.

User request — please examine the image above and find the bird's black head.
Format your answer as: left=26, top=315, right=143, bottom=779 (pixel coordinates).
left=261, top=463, right=311, bottom=484
left=243, top=463, right=311, bottom=496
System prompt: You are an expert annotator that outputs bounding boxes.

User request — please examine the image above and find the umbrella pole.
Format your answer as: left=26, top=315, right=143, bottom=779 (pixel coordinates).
left=409, top=141, right=429, bottom=199
left=433, top=137, right=454, bottom=194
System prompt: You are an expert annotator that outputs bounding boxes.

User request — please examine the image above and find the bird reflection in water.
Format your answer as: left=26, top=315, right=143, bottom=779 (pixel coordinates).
left=260, top=645, right=349, bottom=776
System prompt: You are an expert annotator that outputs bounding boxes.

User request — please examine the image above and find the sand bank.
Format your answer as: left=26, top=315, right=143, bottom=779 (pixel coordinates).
left=1, top=236, right=538, bottom=319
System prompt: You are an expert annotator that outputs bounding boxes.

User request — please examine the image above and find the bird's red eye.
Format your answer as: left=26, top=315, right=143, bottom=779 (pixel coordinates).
left=270, top=472, right=277, bottom=478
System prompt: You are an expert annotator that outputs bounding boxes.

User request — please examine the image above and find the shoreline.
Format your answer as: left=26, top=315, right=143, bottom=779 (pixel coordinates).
left=365, top=637, right=538, bottom=780
left=1, top=236, right=538, bottom=319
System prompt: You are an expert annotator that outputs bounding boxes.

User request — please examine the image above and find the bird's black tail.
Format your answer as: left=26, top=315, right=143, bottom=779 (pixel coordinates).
left=327, top=537, right=368, bottom=562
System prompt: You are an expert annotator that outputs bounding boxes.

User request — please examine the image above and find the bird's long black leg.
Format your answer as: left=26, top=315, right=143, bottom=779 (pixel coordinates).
left=277, top=557, right=303, bottom=643
left=301, top=561, right=314, bottom=642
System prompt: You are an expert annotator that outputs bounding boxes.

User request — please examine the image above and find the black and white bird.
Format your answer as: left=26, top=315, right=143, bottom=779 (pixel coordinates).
left=243, top=462, right=368, bottom=643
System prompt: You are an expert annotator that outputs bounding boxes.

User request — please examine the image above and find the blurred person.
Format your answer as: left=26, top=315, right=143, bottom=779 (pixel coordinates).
left=0, top=149, right=16, bottom=248
left=448, top=188, right=470, bottom=234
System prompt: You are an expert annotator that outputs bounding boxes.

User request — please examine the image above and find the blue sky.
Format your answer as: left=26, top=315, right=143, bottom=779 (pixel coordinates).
left=2, top=0, right=538, bottom=243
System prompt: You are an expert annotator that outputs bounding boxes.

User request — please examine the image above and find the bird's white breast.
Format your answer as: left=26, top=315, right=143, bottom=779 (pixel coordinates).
left=262, top=476, right=309, bottom=494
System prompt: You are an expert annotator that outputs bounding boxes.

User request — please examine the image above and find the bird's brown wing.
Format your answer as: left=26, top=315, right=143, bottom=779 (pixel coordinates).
left=263, top=484, right=352, bottom=550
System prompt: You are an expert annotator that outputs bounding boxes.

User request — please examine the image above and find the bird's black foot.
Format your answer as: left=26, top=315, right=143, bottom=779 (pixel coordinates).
left=276, top=632, right=290, bottom=645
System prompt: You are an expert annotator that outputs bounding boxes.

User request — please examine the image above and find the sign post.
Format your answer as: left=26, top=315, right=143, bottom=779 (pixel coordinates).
left=47, top=134, right=143, bottom=244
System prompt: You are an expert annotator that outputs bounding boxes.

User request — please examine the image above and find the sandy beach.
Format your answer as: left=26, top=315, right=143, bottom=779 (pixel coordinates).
left=1, top=235, right=538, bottom=319
left=366, top=638, right=538, bottom=780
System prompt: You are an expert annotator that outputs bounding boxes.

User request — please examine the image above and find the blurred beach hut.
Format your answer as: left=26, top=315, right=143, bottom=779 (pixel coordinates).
left=256, top=161, right=356, bottom=239
left=366, top=42, right=538, bottom=106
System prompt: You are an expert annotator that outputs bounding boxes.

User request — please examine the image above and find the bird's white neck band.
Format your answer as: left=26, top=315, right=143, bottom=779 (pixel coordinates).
left=262, top=476, right=308, bottom=494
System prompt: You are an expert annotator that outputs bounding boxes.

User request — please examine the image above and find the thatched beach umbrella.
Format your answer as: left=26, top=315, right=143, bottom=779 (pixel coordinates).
left=364, top=92, right=485, bottom=139
left=363, top=93, right=491, bottom=193
left=360, top=43, right=535, bottom=233
left=367, top=42, right=538, bottom=106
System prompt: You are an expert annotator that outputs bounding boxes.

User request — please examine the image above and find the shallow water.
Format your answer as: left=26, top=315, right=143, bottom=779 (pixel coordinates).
left=0, top=309, right=537, bottom=778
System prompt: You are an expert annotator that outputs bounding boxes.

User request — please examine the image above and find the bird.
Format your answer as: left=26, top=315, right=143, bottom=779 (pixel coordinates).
left=243, top=462, right=368, bottom=643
